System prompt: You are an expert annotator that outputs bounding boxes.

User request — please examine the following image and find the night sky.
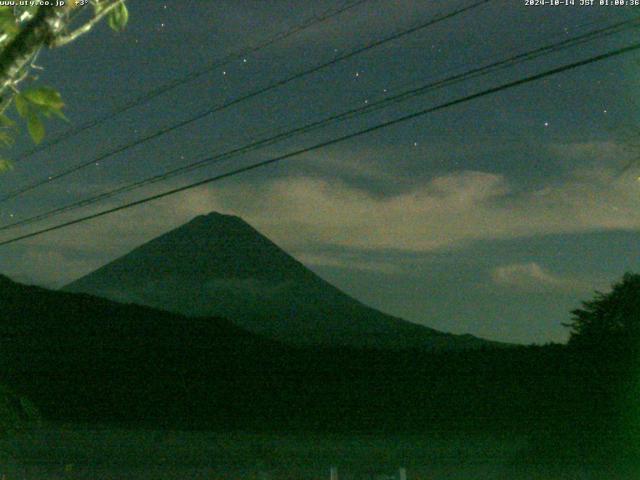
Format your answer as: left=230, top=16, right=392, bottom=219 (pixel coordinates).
left=0, top=0, right=639, bottom=344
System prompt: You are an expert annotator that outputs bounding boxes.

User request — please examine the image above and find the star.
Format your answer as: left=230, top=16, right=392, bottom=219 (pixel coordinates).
left=544, top=122, right=549, bottom=127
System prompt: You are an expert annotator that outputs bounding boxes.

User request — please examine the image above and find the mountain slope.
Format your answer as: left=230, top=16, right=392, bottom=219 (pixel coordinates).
left=0, top=275, right=580, bottom=434
left=64, top=212, right=490, bottom=349
left=0, top=274, right=299, bottom=427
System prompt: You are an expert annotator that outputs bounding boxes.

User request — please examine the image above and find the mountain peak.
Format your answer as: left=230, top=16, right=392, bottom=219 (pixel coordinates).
left=64, top=213, right=494, bottom=350
left=178, top=212, right=259, bottom=237
left=191, top=211, right=244, bottom=224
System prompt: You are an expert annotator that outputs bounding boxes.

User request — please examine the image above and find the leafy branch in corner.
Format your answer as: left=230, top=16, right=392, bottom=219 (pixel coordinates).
left=0, top=0, right=129, bottom=171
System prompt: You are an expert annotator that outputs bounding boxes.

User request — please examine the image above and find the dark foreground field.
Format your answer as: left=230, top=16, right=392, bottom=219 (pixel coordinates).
left=1, top=277, right=638, bottom=479
left=1, top=425, right=637, bottom=480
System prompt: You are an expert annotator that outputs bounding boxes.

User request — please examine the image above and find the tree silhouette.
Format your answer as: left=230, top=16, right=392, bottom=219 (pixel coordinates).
left=565, top=272, right=640, bottom=352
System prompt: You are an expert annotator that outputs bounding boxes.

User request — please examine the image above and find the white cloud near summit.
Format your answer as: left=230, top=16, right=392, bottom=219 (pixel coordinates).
left=2, top=164, right=639, bottom=286
left=230, top=167, right=640, bottom=254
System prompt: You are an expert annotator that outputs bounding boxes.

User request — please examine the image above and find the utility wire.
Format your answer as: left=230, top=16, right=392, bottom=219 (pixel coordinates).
left=10, top=0, right=371, bottom=163
left=1, top=17, right=637, bottom=232
left=0, top=0, right=492, bottom=204
left=1, top=41, right=638, bottom=247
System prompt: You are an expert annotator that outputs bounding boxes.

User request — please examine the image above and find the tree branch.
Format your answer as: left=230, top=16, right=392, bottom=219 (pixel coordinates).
left=0, top=6, right=68, bottom=98
left=0, top=92, right=15, bottom=116
left=50, top=0, right=125, bottom=48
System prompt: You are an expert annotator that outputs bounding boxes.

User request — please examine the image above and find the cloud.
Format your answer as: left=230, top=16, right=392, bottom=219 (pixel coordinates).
left=3, top=163, right=640, bottom=287
left=236, top=170, right=511, bottom=252
left=490, top=262, right=591, bottom=293
left=230, top=166, right=640, bottom=254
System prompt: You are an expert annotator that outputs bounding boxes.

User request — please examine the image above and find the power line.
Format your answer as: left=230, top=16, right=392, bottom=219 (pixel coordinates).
left=0, top=0, right=492, bottom=204
left=1, top=41, right=637, bottom=247
left=10, top=0, right=372, bottom=163
left=1, top=17, right=637, bottom=232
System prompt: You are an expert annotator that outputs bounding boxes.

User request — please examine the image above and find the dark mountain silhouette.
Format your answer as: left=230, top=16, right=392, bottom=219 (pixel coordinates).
left=0, top=275, right=566, bottom=430
left=1, top=272, right=635, bottom=469
left=64, top=212, right=493, bottom=350
left=0, top=273, right=295, bottom=426
left=0, top=274, right=519, bottom=430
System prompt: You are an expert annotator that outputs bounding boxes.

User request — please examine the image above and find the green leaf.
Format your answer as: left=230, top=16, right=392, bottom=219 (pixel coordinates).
left=0, top=7, right=17, bottom=37
left=0, top=131, right=14, bottom=146
left=0, top=8, right=13, bottom=21
left=23, top=87, right=64, bottom=110
left=48, top=107, right=69, bottom=122
left=0, top=115, right=15, bottom=127
left=26, top=111, right=45, bottom=144
left=93, top=1, right=105, bottom=14
left=0, top=159, right=13, bottom=173
left=14, top=94, right=28, bottom=118
left=37, top=105, right=68, bottom=122
left=107, top=2, right=129, bottom=32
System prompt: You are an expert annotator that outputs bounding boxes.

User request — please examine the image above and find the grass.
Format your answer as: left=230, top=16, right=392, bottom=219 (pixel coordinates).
left=0, top=424, right=637, bottom=479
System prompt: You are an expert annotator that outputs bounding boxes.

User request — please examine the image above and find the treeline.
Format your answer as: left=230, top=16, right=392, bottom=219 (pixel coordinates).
left=0, top=274, right=637, bottom=466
